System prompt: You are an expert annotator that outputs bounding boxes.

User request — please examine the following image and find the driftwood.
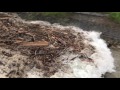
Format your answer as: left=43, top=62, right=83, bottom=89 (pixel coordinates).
left=20, top=41, right=49, bottom=47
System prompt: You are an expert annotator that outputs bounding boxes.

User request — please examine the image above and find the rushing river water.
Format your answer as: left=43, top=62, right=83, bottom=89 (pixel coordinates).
left=16, top=13, right=120, bottom=78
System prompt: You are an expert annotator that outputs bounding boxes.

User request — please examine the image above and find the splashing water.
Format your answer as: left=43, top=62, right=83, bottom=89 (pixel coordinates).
left=0, top=13, right=115, bottom=78
left=27, top=22, right=115, bottom=78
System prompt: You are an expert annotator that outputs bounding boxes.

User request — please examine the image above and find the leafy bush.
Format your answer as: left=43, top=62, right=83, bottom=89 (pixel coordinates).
left=109, top=12, right=120, bottom=23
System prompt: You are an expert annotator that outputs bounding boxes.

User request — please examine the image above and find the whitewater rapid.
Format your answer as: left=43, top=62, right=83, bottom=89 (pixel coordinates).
left=26, top=22, right=115, bottom=78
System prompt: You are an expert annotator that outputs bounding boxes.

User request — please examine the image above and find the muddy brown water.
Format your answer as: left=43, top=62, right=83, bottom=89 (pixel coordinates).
left=17, top=13, right=120, bottom=78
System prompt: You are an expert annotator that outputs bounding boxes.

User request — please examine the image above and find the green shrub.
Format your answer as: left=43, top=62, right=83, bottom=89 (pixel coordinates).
left=109, top=12, right=120, bottom=23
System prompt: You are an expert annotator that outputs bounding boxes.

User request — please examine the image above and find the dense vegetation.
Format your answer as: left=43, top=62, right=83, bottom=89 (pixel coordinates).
left=109, top=12, right=120, bottom=23
left=41, top=12, right=120, bottom=23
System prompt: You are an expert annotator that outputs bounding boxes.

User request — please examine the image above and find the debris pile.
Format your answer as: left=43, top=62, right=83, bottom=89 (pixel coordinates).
left=0, top=13, right=115, bottom=78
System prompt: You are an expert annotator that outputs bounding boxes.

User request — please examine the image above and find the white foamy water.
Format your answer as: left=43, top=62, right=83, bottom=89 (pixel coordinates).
left=0, top=16, right=115, bottom=78
left=49, top=26, right=115, bottom=78
left=27, top=22, right=115, bottom=78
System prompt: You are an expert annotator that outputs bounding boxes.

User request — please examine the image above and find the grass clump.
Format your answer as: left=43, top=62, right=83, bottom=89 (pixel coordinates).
left=109, top=12, right=120, bottom=23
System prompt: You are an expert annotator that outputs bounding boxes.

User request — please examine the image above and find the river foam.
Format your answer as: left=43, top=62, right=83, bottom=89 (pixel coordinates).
left=27, top=22, right=115, bottom=78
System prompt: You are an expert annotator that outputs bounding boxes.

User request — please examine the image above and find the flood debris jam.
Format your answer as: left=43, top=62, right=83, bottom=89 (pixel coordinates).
left=0, top=13, right=115, bottom=78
